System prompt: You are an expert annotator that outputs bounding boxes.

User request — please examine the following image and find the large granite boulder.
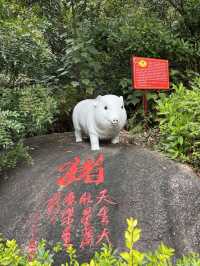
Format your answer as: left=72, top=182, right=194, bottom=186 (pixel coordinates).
left=0, top=133, right=199, bottom=264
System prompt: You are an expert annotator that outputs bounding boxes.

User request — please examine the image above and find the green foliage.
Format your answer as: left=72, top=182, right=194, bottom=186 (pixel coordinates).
left=120, top=218, right=144, bottom=265
left=0, top=218, right=199, bottom=266
left=0, top=110, right=24, bottom=147
left=17, top=86, right=58, bottom=136
left=0, top=109, right=28, bottom=172
left=55, top=37, right=103, bottom=96
left=35, top=240, right=54, bottom=265
left=0, top=3, right=53, bottom=85
left=145, top=242, right=174, bottom=266
left=0, top=142, right=30, bottom=172
left=54, top=85, right=81, bottom=117
left=176, top=253, right=200, bottom=266
left=157, top=78, right=200, bottom=167
left=0, top=85, right=58, bottom=136
left=0, top=236, right=53, bottom=266
left=0, top=85, right=58, bottom=172
left=123, top=86, right=162, bottom=131
left=92, top=244, right=119, bottom=266
left=27, top=0, right=200, bottom=114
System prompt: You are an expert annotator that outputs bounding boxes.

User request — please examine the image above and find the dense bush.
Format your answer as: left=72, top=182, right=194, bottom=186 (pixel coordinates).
left=0, top=218, right=200, bottom=265
left=49, top=3, right=196, bottom=94
left=1, top=1, right=200, bottom=114
left=0, top=110, right=29, bottom=171
left=0, top=85, right=58, bottom=172
left=0, top=1, right=53, bottom=86
left=52, top=85, right=83, bottom=131
left=157, top=78, right=200, bottom=167
left=42, top=1, right=199, bottom=131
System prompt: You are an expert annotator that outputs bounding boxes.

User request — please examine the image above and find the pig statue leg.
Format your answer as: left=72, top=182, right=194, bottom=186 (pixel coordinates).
left=72, top=114, right=82, bottom=142
left=89, top=133, right=100, bottom=150
left=111, top=135, right=120, bottom=144
left=75, top=129, right=82, bottom=142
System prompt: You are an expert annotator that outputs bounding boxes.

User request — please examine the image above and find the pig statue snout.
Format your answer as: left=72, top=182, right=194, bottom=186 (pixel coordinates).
left=111, top=118, right=119, bottom=126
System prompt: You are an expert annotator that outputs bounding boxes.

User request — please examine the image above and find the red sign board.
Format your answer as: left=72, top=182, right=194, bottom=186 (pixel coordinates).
left=132, top=56, right=169, bottom=90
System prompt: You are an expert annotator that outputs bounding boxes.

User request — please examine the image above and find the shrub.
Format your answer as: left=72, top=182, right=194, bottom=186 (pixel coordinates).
left=0, top=109, right=28, bottom=172
left=0, top=85, right=58, bottom=172
left=0, top=237, right=54, bottom=266
left=0, top=142, right=30, bottom=172
left=0, top=85, right=58, bottom=135
left=0, top=218, right=200, bottom=266
left=0, top=3, right=53, bottom=85
left=176, top=253, right=200, bottom=266
left=52, top=85, right=83, bottom=131
left=17, top=86, right=58, bottom=136
left=157, top=78, right=200, bottom=167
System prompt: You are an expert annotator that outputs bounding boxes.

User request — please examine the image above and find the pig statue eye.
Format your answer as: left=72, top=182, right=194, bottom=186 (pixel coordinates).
left=121, top=105, right=124, bottom=109
left=104, top=106, right=108, bottom=110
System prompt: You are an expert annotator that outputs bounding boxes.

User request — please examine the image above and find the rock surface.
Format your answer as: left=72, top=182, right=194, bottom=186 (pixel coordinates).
left=0, top=133, right=200, bottom=264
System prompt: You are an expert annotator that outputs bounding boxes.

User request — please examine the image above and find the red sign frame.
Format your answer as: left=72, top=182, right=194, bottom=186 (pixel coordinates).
left=131, top=56, right=169, bottom=90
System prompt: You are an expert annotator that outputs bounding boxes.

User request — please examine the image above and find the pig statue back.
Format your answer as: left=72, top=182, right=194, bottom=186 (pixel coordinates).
left=72, top=94, right=127, bottom=150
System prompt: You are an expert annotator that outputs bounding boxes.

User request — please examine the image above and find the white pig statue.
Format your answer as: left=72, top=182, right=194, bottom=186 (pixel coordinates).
left=72, top=94, right=127, bottom=150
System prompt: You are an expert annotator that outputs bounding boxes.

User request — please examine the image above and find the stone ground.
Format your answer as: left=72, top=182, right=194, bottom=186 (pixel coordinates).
left=0, top=132, right=200, bottom=264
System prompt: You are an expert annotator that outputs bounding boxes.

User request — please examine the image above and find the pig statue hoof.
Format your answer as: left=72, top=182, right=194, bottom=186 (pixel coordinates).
left=76, top=138, right=82, bottom=143
left=91, top=145, right=100, bottom=151
left=72, top=94, right=127, bottom=150
left=111, top=136, right=120, bottom=144
left=75, top=131, right=82, bottom=142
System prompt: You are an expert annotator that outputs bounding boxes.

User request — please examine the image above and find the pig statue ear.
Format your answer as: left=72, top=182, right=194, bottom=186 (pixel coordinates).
left=119, top=96, right=124, bottom=103
left=96, top=95, right=102, bottom=101
left=94, top=95, right=102, bottom=108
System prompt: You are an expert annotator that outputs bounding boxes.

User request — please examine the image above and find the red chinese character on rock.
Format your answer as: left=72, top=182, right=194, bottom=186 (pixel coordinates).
left=47, top=191, right=62, bottom=225
left=60, top=207, right=74, bottom=226
left=56, top=153, right=105, bottom=187
left=64, top=191, right=76, bottom=206
left=79, top=192, right=93, bottom=205
left=96, top=228, right=111, bottom=245
left=61, top=226, right=71, bottom=247
left=56, top=157, right=81, bottom=187
left=81, top=207, right=92, bottom=226
left=28, top=211, right=41, bottom=240
left=28, top=239, right=37, bottom=260
left=57, top=156, right=80, bottom=173
left=96, top=189, right=116, bottom=205
left=80, top=153, right=104, bottom=185
left=97, top=206, right=109, bottom=225
left=80, top=225, right=94, bottom=249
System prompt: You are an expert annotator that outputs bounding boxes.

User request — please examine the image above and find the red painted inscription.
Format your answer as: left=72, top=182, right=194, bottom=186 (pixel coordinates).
left=27, top=153, right=117, bottom=257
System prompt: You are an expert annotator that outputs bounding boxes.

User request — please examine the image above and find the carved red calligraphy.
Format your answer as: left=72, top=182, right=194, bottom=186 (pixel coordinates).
left=27, top=153, right=117, bottom=258
left=56, top=153, right=104, bottom=187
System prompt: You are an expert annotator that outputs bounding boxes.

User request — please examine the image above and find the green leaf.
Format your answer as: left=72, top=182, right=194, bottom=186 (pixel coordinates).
left=120, top=252, right=130, bottom=262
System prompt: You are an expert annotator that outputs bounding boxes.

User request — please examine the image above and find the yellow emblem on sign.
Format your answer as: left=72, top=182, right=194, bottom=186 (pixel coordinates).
left=138, top=60, right=148, bottom=68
